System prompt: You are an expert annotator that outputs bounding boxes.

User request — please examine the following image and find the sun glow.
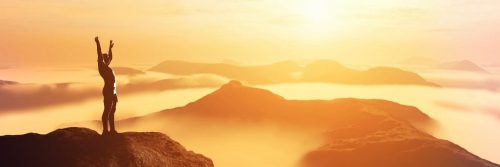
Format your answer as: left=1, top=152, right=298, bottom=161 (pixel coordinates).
left=293, top=0, right=345, bottom=36
left=302, top=0, right=331, bottom=23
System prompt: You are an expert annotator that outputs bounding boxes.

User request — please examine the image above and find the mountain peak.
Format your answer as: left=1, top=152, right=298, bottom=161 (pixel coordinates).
left=0, top=127, right=214, bottom=167
left=220, top=80, right=243, bottom=89
left=459, top=59, right=474, bottom=64
left=184, top=80, right=285, bottom=112
left=440, top=60, right=489, bottom=73
left=456, top=60, right=482, bottom=68
left=209, top=80, right=283, bottom=100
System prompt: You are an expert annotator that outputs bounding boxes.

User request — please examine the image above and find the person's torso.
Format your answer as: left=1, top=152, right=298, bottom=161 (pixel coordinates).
left=99, top=65, right=116, bottom=94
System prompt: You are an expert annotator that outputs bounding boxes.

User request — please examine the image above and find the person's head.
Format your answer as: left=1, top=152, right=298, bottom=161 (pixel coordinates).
left=103, top=53, right=111, bottom=65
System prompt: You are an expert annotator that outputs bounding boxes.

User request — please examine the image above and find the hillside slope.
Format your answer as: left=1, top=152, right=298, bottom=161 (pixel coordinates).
left=73, top=81, right=496, bottom=167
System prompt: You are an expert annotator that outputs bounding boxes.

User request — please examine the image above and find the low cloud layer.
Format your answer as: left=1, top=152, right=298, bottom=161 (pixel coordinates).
left=0, top=73, right=228, bottom=113
left=419, top=69, right=500, bottom=92
left=0, top=83, right=98, bottom=112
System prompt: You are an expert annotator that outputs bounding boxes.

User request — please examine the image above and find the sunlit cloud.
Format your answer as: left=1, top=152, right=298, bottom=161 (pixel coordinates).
left=0, top=83, right=98, bottom=112
left=435, top=101, right=471, bottom=112
left=0, top=71, right=228, bottom=112
left=420, top=70, right=500, bottom=91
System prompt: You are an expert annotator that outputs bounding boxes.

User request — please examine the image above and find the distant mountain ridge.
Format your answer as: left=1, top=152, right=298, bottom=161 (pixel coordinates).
left=175, top=80, right=431, bottom=124
left=401, top=57, right=490, bottom=73
left=150, top=60, right=300, bottom=84
left=112, top=67, right=145, bottom=76
left=439, top=60, right=490, bottom=73
left=302, top=60, right=439, bottom=86
left=150, top=60, right=439, bottom=86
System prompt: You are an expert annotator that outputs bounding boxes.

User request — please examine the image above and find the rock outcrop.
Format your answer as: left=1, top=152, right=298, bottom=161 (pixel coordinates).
left=0, top=127, right=213, bottom=167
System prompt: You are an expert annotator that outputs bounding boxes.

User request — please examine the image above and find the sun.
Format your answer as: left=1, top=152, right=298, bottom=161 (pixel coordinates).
left=301, top=0, right=331, bottom=23
left=295, top=0, right=338, bottom=35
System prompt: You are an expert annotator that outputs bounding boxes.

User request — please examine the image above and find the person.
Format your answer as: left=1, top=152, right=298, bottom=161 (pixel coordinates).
left=95, top=36, right=118, bottom=135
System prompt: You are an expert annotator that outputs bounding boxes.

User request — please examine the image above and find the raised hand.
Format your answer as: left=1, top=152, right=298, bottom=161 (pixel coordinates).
left=109, top=40, right=114, bottom=48
left=95, top=36, right=103, bottom=57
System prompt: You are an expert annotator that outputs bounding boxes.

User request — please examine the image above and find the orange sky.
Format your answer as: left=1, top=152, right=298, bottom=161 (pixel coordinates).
left=1, top=0, right=499, bottom=67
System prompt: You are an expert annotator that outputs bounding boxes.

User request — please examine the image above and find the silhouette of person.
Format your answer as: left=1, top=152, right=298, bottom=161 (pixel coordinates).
left=95, top=36, right=118, bottom=135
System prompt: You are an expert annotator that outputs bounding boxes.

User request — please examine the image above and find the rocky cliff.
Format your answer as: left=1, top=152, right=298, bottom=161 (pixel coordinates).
left=0, top=127, right=213, bottom=167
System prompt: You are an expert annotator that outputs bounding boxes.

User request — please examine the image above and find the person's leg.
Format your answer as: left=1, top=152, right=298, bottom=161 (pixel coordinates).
left=109, top=95, right=118, bottom=133
left=102, top=98, right=111, bottom=135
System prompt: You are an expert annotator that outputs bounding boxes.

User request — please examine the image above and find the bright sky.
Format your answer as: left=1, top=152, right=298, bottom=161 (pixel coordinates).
left=1, top=0, right=499, bottom=67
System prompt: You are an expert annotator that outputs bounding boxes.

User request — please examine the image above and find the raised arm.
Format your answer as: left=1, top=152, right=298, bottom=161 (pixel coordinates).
left=95, top=36, right=103, bottom=62
left=108, top=40, right=114, bottom=62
